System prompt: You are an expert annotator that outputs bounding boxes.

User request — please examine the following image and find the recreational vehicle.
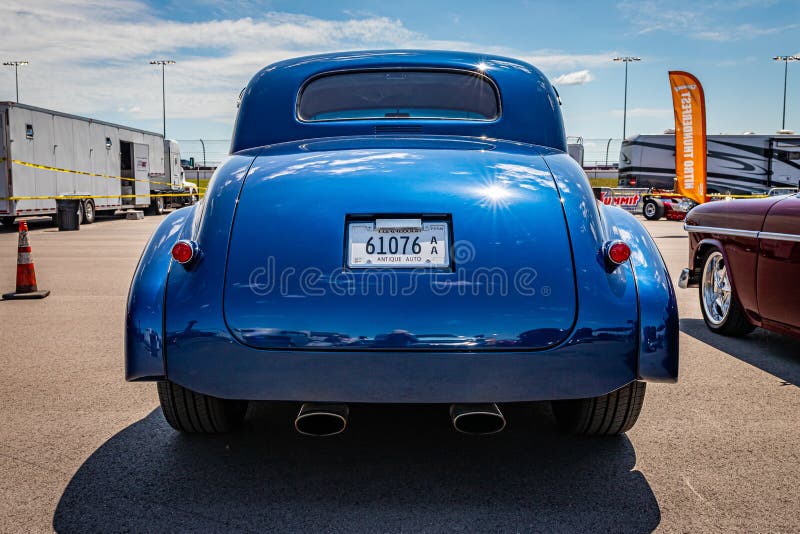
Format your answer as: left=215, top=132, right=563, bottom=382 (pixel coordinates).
left=619, top=134, right=800, bottom=194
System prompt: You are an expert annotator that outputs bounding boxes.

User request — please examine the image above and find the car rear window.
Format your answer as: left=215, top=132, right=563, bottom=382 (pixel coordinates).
left=297, top=70, right=500, bottom=122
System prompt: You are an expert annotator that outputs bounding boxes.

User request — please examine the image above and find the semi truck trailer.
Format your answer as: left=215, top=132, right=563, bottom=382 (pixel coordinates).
left=0, top=102, right=193, bottom=227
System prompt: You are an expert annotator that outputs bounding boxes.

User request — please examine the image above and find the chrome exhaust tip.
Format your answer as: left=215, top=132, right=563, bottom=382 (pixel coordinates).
left=294, top=403, right=349, bottom=437
left=450, top=403, right=506, bottom=435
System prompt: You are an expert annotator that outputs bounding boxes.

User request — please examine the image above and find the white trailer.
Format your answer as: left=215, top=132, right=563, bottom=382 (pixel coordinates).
left=618, top=133, right=800, bottom=194
left=0, top=102, right=190, bottom=227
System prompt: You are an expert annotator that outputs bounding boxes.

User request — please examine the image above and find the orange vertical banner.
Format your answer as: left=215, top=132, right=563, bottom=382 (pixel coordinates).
left=669, top=71, right=707, bottom=204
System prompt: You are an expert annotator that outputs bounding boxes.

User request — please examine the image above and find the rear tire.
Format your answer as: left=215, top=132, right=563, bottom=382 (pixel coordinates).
left=146, top=196, right=165, bottom=216
left=157, top=381, right=248, bottom=433
left=642, top=198, right=665, bottom=220
left=0, top=216, right=16, bottom=227
left=552, top=381, right=646, bottom=435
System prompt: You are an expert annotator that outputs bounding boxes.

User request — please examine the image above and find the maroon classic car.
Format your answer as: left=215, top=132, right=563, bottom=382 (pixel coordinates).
left=679, top=193, right=800, bottom=339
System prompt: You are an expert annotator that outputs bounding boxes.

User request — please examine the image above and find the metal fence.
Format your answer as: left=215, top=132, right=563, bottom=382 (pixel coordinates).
left=177, top=137, right=625, bottom=169
left=567, top=137, right=623, bottom=167
left=176, top=139, right=230, bottom=167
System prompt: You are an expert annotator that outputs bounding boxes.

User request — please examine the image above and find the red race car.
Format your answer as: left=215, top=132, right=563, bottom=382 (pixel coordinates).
left=679, top=193, right=800, bottom=339
left=642, top=193, right=692, bottom=221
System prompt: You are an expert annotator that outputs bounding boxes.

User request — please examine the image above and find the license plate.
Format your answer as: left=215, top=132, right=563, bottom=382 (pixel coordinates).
left=347, top=219, right=450, bottom=268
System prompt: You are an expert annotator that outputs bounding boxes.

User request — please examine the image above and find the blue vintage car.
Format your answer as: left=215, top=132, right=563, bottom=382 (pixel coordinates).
left=126, top=50, right=678, bottom=437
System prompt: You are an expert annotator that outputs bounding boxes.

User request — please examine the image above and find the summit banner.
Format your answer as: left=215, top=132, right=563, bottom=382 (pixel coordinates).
left=669, top=71, right=707, bottom=204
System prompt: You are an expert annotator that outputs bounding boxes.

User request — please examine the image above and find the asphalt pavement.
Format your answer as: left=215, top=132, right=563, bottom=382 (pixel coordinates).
left=0, top=213, right=798, bottom=533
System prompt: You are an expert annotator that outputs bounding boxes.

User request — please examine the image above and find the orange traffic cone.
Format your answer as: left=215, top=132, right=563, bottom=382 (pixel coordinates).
left=2, top=221, right=50, bottom=300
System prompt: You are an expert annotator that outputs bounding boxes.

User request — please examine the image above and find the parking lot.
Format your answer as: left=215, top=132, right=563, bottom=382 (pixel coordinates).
left=1, top=214, right=798, bottom=533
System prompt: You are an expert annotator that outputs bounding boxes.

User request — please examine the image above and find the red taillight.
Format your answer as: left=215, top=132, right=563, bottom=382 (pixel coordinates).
left=171, top=240, right=195, bottom=264
left=607, top=241, right=631, bottom=265
left=628, top=178, right=637, bottom=186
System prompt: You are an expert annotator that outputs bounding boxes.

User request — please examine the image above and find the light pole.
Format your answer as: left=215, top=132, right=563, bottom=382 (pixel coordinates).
left=150, top=60, right=175, bottom=137
left=612, top=56, right=641, bottom=140
left=3, top=60, right=28, bottom=103
left=773, top=55, right=800, bottom=131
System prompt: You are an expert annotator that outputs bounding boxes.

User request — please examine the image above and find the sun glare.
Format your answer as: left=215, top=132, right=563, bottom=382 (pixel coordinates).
left=473, top=182, right=516, bottom=210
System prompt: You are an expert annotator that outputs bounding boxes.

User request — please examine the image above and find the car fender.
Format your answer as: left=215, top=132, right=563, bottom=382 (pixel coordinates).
left=691, top=237, right=741, bottom=292
left=688, top=236, right=760, bottom=325
left=602, top=205, right=679, bottom=382
left=125, top=205, right=196, bottom=381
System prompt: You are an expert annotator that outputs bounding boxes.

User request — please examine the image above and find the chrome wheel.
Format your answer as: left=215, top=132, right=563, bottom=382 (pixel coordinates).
left=701, top=251, right=731, bottom=326
left=644, top=202, right=656, bottom=218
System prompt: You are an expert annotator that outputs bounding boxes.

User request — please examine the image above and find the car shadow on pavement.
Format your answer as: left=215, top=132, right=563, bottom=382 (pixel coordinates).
left=53, top=402, right=660, bottom=533
left=681, top=318, right=800, bottom=386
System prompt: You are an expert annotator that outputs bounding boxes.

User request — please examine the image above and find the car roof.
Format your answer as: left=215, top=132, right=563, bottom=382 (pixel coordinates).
left=231, top=50, right=566, bottom=153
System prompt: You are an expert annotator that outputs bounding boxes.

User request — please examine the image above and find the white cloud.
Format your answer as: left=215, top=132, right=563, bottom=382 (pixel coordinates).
left=514, top=52, right=614, bottom=70
left=552, top=70, right=594, bottom=86
left=0, top=2, right=419, bottom=122
left=0, top=0, right=614, bottom=132
left=695, top=23, right=800, bottom=42
left=617, top=0, right=798, bottom=41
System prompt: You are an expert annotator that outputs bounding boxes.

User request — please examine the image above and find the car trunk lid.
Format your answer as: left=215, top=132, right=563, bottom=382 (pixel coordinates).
left=223, top=138, right=577, bottom=350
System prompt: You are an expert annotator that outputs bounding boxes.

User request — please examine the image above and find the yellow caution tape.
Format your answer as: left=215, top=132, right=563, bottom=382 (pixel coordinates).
left=0, top=157, right=207, bottom=201
left=709, top=194, right=770, bottom=199
left=7, top=159, right=206, bottom=191
left=2, top=158, right=779, bottom=202
left=646, top=192, right=770, bottom=199
left=0, top=192, right=201, bottom=201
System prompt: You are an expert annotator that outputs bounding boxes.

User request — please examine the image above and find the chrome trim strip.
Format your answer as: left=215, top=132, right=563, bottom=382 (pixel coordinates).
left=758, top=231, right=800, bottom=242
left=683, top=224, right=759, bottom=238
left=683, top=224, right=800, bottom=242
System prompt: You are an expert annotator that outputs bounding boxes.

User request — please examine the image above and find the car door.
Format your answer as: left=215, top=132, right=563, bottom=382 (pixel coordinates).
left=133, top=142, right=150, bottom=206
left=757, top=194, right=800, bottom=331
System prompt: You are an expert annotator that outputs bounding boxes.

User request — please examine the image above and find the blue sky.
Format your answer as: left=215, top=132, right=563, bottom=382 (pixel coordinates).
left=1, top=0, right=799, bottom=144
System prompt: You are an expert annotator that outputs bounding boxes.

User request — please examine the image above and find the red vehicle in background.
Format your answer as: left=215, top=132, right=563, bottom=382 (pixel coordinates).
left=641, top=191, right=693, bottom=221
left=596, top=187, right=692, bottom=221
left=679, top=193, right=800, bottom=339
left=637, top=188, right=796, bottom=222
